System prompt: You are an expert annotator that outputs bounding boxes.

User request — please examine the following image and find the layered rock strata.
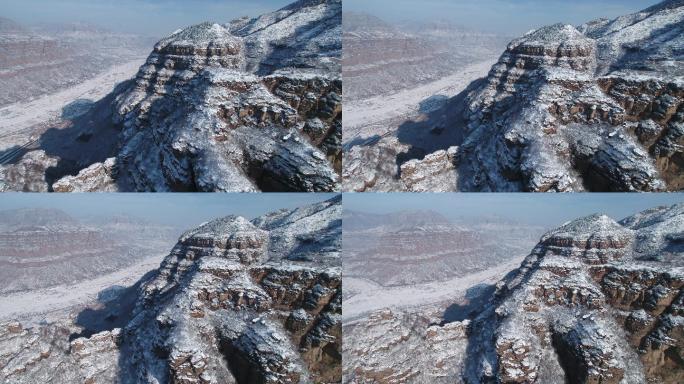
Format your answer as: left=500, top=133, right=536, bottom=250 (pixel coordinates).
left=344, top=0, right=684, bottom=192
left=466, top=203, right=684, bottom=383
left=0, top=196, right=342, bottom=384
left=91, top=0, right=341, bottom=192
left=1, top=0, right=342, bottom=192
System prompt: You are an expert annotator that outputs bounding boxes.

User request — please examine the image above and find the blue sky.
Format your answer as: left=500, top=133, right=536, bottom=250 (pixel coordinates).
left=345, top=0, right=659, bottom=35
left=1, top=0, right=293, bottom=36
left=0, top=193, right=336, bottom=228
left=344, top=193, right=684, bottom=228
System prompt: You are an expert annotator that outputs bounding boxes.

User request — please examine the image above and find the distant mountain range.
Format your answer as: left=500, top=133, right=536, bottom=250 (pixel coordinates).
left=0, top=17, right=155, bottom=106
left=343, top=209, right=544, bottom=286
left=0, top=208, right=179, bottom=294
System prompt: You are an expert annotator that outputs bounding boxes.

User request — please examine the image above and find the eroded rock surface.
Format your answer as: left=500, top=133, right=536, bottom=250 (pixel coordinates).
left=466, top=203, right=684, bottom=383
left=343, top=309, right=467, bottom=384
left=344, top=204, right=684, bottom=383
left=344, top=0, right=684, bottom=192
left=93, top=0, right=341, bottom=192
left=2, top=0, right=341, bottom=192
left=0, top=196, right=342, bottom=384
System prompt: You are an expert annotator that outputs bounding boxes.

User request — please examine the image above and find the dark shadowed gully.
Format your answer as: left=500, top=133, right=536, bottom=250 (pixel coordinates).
left=0, top=195, right=342, bottom=384
left=0, top=0, right=342, bottom=192
left=344, top=0, right=684, bottom=192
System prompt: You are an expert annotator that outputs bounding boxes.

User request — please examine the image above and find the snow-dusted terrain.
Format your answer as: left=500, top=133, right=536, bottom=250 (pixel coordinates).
left=0, top=253, right=165, bottom=324
left=343, top=257, right=523, bottom=322
left=0, top=17, right=154, bottom=107
left=0, top=208, right=179, bottom=296
left=341, top=13, right=509, bottom=192
left=343, top=210, right=544, bottom=288
left=345, top=203, right=684, bottom=384
left=0, top=0, right=342, bottom=192
left=344, top=60, right=495, bottom=139
left=344, top=0, right=684, bottom=192
left=0, top=59, right=145, bottom=148
left=342, top=210, right=544, bottom=383
left=0, top=196, right=342, bottom=384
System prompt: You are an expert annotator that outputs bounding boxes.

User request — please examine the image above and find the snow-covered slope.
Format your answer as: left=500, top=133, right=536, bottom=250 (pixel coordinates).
left=344, top=203, right=684, bottom=383
left=0, top=196, right=342, bottom=384
left=0, top=0, right=342, bottom=192
left=344, top=0, right=684, bottom=192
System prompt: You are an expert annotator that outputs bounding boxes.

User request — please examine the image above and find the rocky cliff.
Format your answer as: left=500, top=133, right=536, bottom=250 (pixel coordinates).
left=465, top=203, right=684, bottom=383
left=344, top=0, right=684, bottom=192
left=0, top=196, right=342, bottom=383
left=46, top=0, right=341, bottom=192
left=344, top=203, right=684, bottom=383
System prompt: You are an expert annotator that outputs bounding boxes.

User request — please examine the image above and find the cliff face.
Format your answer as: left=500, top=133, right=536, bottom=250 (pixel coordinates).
left=0, top=197, right=342, bottom=384
left=121, top=196, right=341, bottom=383
left=453, top=1, right=683, bottom=192
left=466, top=203, right=684, bottom=383
left=51, top=0, right=342, bottom=192
left=344, top=308, right=468, bottom=384
left=343, top=0, right=684, bottom=192
left=343, top=204, right=684, bottom=384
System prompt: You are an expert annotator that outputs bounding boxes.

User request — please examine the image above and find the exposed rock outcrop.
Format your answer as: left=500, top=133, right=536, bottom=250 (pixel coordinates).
left=0, top=196, right=342, bottom=384
left=453, top=1, right=683, bottom=192
left=466, top=203, right=684, bottom=383
left=52, top=0, right=341, bottom=192
left=343, top=0, right=684, bottom=192
left=343, top=309, right=467, bottom=384
left=1, top=0, right=341, bottom=192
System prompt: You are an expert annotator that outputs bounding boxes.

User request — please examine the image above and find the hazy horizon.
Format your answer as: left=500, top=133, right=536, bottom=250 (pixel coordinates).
left=344, top=0, right=659, bottom=35
left=1, top=0, right=293, bottom=37
left=344, top=193, right=684, bottom=228
left=0, top=193, right=337, bottom=229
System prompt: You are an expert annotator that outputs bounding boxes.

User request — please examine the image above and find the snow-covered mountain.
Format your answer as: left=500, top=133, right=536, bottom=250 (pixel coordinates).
left=345, top=203, right=684, bottom=383
left=344, top=0, right=684, bottom=192
left=0, top=196, right=342, bottom=383
left=0, top=0, right=342, bottom=192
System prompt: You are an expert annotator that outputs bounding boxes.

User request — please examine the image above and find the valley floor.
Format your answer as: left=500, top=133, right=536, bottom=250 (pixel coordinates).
left=343, top=59, right=495, bottom=141
left=0, top=58, right=146, bottom=150
left=342, top=256, right=524, bottom=321
left=0, top=252, right=165, bottom=324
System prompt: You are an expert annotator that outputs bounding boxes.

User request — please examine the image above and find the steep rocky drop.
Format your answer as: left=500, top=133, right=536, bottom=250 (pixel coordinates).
left=1, top=0, right=341, bottom=192
left=463, top=203, right=684, bottom=383
left=0, top=196, right=342, bottom=383
left=343, top=0, right=684, bottom=192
